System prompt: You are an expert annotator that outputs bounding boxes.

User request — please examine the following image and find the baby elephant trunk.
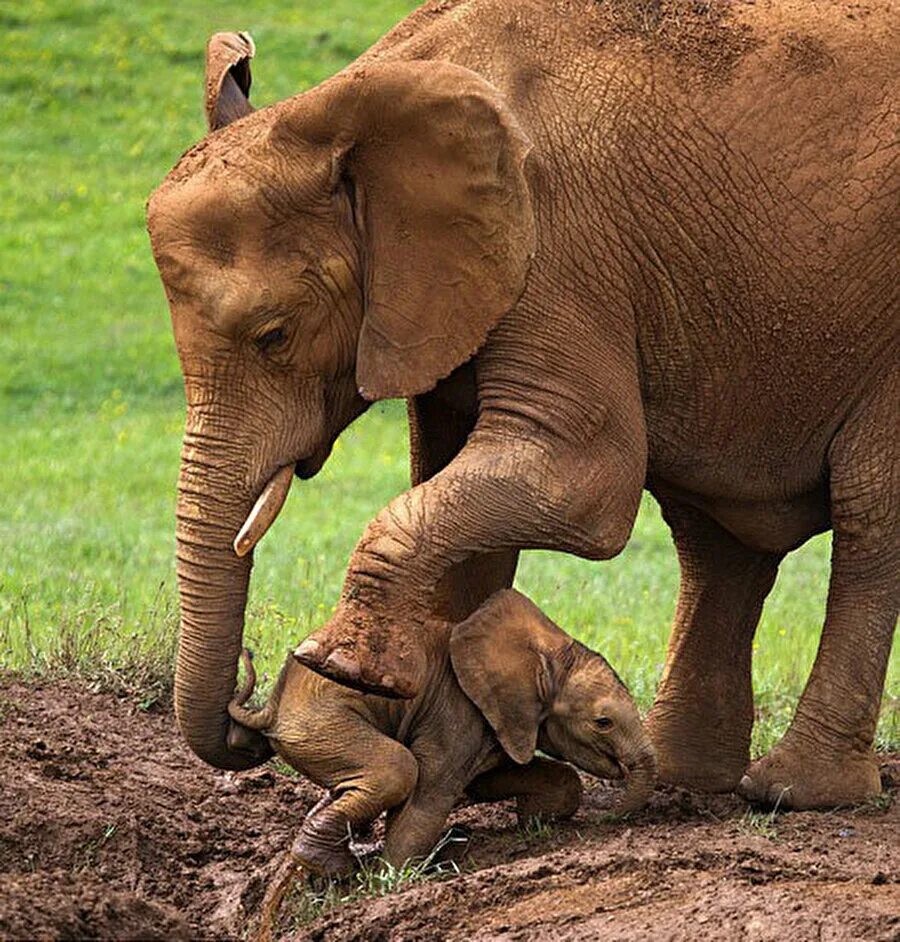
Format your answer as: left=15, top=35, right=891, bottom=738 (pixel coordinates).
left=613, top=731, right=658, bottom=815
left=227, top=649, right=276, bottom=731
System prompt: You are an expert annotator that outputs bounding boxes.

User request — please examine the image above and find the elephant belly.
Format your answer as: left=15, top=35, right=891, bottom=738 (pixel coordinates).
left=650, top=479, right=830, bottom=555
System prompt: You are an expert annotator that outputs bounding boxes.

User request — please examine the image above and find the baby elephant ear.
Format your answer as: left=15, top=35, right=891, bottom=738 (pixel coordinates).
left=450, top=590, right=569, bottom=764
left=205, top=31, right=255, bottom=131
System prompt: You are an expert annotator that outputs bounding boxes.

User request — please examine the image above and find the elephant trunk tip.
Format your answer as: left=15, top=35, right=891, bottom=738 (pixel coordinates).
left=230, top=648, right=257, bottom=709
left=176, top=682, right=274, bottom=771
left=612, top=742, right=658, bottom=816
left=226, top=649, right=275, bottom=734
left=177, top=715, right=274, bottom=771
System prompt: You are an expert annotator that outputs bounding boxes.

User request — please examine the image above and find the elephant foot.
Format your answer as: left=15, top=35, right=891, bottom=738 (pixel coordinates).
left=291, top=811, right=356, bottom=877
left=294, top=617, right=427, bottom=699
left=738, top=739, right=882, bottom=810
left=646, top=702, right=750, bottom=793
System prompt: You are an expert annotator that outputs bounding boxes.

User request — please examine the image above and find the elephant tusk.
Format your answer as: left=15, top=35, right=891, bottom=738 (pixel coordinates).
left=233, top=465, right=294, bottom=557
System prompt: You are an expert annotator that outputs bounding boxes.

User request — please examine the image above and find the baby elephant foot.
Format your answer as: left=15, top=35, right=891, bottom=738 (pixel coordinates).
left=738, top=740, right=882, bottom=810
left=294, top=615, right=427, bottom=699
left=291, top=813, right=356, bottom=877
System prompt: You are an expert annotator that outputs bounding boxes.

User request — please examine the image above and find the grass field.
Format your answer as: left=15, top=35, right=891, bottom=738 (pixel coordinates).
left=1, top=0, right=896, bottom=756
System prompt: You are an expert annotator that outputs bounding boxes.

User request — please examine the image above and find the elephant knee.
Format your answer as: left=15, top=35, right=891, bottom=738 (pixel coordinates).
left=378, top=746, right=419, bottom=809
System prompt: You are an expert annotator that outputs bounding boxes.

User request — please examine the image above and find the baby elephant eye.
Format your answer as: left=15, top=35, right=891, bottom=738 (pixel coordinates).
left=595, top=716, right=614, bottom=731
left=255, top=326, right=288, bottom=352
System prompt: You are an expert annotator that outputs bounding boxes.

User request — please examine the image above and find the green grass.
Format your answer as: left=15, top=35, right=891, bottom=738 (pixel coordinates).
left=278, top=832, right=465, bottom=930
left=0, top=1, right=896, bottom=758
left=737, top=807, right=780, bottom=842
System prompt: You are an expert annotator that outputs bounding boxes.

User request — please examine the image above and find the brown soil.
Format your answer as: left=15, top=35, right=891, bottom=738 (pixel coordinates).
left=0, top=677, right=897, bottom=941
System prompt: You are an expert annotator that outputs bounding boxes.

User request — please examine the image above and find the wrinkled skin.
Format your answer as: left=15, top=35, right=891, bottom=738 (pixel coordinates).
left=228, top=590, right=656, bottom=873
left=148, top=1, right=899, bottom=809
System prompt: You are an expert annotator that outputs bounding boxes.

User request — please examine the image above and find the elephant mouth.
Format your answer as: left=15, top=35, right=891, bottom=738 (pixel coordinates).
left=295, top=440, right=334, bottom=479
left=600, top=754, right=625, bottom=781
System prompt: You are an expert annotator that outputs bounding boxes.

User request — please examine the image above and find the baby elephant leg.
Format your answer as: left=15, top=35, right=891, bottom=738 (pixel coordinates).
left=287, top=735, right=418, bottom=876
left=467, top=757, right=583, bottom=824
left=382, top=789, right=461, bottom=869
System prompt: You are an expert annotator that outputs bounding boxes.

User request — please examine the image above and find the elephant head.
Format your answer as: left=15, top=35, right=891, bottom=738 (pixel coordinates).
left=450, top=590, right=657, bottom=814
left=146, top=35, right=535, bottom=769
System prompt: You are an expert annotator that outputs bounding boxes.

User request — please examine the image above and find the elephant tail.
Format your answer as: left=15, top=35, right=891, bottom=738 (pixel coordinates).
left=228, top=649, right=275, bottom=731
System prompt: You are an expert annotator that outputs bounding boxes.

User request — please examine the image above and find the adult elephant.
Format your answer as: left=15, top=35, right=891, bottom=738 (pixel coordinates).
left=148, top=2, right=898, bottom=809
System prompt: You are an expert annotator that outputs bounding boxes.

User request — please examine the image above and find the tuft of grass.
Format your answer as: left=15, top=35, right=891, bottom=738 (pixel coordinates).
left=519, top=815, right=556, bottom=843
left=738, top=807, right=780, bottom=841
left=860, top=792, right=893, bottom=814
left=76, top=823, right=119, bottom=873
left=738, top=786, right=791, bottom=840
left=1, top=582, right=177, bottom=710
left=282, top=831, right=465, bottom=929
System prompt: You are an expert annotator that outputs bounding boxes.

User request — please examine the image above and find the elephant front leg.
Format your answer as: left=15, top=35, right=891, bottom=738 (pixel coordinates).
left=297, top=419, right=643, bottom=698
left=467, top=757, right=583, bottom=824
left=646, top=497, right=782, bottom=792
left=408, top=383, right=520, bottom=625
left=296, top=282, right=647, bottom=699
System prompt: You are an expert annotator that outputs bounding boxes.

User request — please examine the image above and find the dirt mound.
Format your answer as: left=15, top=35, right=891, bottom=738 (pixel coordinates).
left=0, top=678, right=897, bottom=941
left=0, top=677, right=317, bottom=940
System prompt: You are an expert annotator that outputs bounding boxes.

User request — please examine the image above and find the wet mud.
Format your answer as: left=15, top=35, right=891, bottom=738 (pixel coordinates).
left=0, top=678, right=896, bottom=941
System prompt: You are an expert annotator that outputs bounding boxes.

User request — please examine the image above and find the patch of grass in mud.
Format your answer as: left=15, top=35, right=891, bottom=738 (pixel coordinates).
left=519, top=815, right=557, bottom=843
left=861, top=792, right=894, bottom=815
left=737, top=807, right=781, bottom=841
left=281, top=833, right=465, bottom=930
left=1, top=2, right=897, bottom=753
left=76, top=824, right=119, bottom=873
left=1, top=583, right=177, bottom=710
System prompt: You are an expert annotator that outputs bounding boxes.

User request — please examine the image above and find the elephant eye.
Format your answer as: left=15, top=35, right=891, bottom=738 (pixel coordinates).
left=595, top=717, right=614, bottom=731
left=255, top=326, right=288, bottom=353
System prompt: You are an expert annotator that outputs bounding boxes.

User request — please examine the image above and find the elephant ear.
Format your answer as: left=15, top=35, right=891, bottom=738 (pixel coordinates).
left=205, top=31, right=255, bottom=131
left=276, top=60, right=535, bottom=400
left=450, top=590, right=569, bottom=764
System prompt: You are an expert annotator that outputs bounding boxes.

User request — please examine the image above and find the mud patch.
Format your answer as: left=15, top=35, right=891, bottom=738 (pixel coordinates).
left=0, top=677, right=320, bottom=940
left=0, top=677, right=897, bottom=941
left=585, top=0, right=762, bottom=83
left=779, top=31, right=836, bottom=75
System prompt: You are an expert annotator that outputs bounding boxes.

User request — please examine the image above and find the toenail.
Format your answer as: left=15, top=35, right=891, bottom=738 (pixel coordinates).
left=381, top=674, right=396, bottom=690
left=294, top=638, right=320, bottom=661
left=324, top=650, right=361, bottom=680
left=738, top=775, right=755, bottom=794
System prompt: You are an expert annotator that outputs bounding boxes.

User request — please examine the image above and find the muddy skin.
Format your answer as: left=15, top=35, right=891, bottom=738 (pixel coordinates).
left=228, top=591, right=656, bottom=875
left=1, top=678, right=898, bottom=941
left=148, top=1, right=898, bottom=810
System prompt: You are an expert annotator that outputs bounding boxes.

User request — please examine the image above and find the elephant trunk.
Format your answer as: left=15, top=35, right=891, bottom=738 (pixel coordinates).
left=174, top=444, right=273, bottom=770
left=612, top=728, right=657, bottom=815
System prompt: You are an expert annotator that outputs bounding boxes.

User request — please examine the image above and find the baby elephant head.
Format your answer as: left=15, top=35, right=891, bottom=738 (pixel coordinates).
left=450, top=590, right=657, bottom=814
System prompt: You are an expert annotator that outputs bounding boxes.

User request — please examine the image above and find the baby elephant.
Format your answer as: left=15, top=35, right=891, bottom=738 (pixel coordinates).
left=229, top=589, right=656, bottom=874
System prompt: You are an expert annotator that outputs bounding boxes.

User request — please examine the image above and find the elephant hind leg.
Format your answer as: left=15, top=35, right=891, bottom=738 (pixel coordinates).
left=740, top=383, right=899, bottom=809
left=646, top=498, right=782, bottom=792
left=467, top=757, right=583, bottom=824
left=278, top=728, right=418, bottom=876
